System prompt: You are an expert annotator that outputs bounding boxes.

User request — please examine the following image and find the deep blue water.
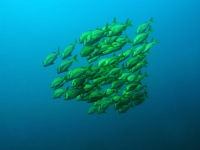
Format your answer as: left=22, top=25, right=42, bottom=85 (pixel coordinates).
left=0, top=0, right=200, bottom=150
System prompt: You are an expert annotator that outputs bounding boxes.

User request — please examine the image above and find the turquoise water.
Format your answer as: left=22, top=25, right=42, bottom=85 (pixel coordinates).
left=0, top=0, right=200, bottom=150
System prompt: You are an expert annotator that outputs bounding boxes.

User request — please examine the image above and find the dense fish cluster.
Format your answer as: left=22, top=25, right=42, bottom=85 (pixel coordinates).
left=43, top=17, right=159, bottom=115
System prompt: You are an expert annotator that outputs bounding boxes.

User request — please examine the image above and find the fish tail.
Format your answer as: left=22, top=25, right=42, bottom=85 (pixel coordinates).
left=144, top=72, right=148, bottom=77
left=57, top=46, right=60, bottom=55
left=74, top=38, right=77, bottom=45
left=149, top=17, right=155, bottom=23
left=154, top=39, right=159, bottom=44
left=125, top=18, right=133, bottom=27
left=72, top=54, right=79, bottom=62
left=113, top=17, right=118, bottom=24
left=147, top=25, right=154, bottom=33
left=144, top=89, right=148, bottom=95
left=144, top=83, right=147, bottom=88
left=126, top=37, right=132, bottom=43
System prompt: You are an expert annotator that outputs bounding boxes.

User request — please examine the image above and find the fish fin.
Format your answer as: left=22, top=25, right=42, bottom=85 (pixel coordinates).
left=130, top=102, right=134, bottom=108
left=144, top=89, right=148, bottom=95
left=113, top=17, right=118, bottom=24
left=149, top=17, right=155, bottom=23
left=72, top=54, right=79, bottom=62
left=125, top=18, right=133, bottom=27
left=155, top=39, right=159, bottom=44
left=74, top=38, right=77, bottom=45
left=126, top=37, right=132, bottom=43
left=57, top=46, right=60, bottom=55
left=144, top=72, right=148, bottom=77
left=147, top=25, right=154, bottom=33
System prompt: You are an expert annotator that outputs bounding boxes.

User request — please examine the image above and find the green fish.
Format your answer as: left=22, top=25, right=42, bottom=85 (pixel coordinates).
left=64, top=87, right=81, bottom=100
left=106, top=36, right=119, bottom=45
left=114, top=98, right=130, bottom=110
left=97, top=106, right=108, bottom=114
left=53, top=88, right=67, bottom=99
left=118, top=47, right=134, bottom=63
left=136, top=17, right=154, bottom=35
left=81, top=45, right=97, bottom=57
left=62, top=38, right=77, bottom=60
left=88, top=91, right=104, bottom=103
left=88, top=106, right=97, bottom=115
left=132, top=43, right=147, bottom=57
left=84, top=24, right=109, bottom=46
left=125, top=82, right=140, bottom=92
left=57, top=54, right=79, bottom=74
left=104, top=88, right=120, bottom=97
left=111, top=95, right=122, bottom=103
left=108, top=64, right=125, bottom=76
left=111, top=79, right=126, bottom=89
left=43, top=46, right=60, bottom=67
left=88, top=55, right=101, bottom=63
left=133, top=83, right=147, bottom=92
left=85, top=66, right=101, bottom=78
left=79, top=30, right=92, bottom=44
left=108, top=19, right=133, bottom=37
left=66, top=64, right=93, bottom=81
left=92, top=76, right=107, bottom=85
left=134, top=95, right=148, bottom=106
left=130, top=59, right=148, bottom=73
left=102, top=74, right=120, bottom=85
left=122, top=90, right=134, bottom=98
left=83, top=82, right=101, bottom=92
left=142, top=38, right=159, bottom=54
left=135, top=72, right=148, bottom=82
left=126, top=71, right=140, bottom=84
left=71, top=76, right=86, bottom=87
left=126, top=54, right=146, bottom=69
left=50, top=76, right=67, bottom=90
left=93, top=100, right=102, bottom=107
left=100, top=100, right=113, bottom=109
left=119, top=103, right=134, bottom=114
left=132, top=89, right=148, bottom=101
left=132, top=25, right=153, bottom=46
left=118, top=72, right=132, bottom=80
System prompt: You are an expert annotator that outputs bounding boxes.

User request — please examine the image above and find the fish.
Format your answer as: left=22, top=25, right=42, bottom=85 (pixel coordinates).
left=132, top=25, right=153, bottom=46
left=43, top=46, right=60, bottom=67
left=57, top=54, right=79, bottom=74
left=136, top=17, right=154, bottom=35
left=66, top=64, right=93, bottom=81
left=61, top=38, right=77, bottom=60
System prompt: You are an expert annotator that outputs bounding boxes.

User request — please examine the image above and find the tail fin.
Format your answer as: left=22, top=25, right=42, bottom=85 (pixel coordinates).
left=144, top=83, right=147, bottom=88
left=88, top=64, right=93, bottom=71
left=144, top=72, right=148, bottom=77
left=154, top=39, right=159, bottom=44
left=125, top=18, right=133, bottom=27
left=143, top=89, right=148, bottom=95
left=143, top=59, right=148, bottom=68
left=138, top=70, right=142, bottom=75
left=147, top=25, right=154, bottom=33
left=149, top=17, right=155, bottom=23
left=130, top=102, right=134, bottom=108
left=121, top=63, right=126, bottom=71
left=72, top=54, right=79, bottom=62
left=74, top=38, right=77, bottom=45
left=126, top=37, right=132, bottom=43
left=113, top=17, right=118, bottom=24
left=57, top=46, right=60, bottom=55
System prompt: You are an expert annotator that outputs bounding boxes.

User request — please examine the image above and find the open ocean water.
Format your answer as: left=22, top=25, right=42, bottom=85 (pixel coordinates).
left=0, top=0, right=200, bottom=150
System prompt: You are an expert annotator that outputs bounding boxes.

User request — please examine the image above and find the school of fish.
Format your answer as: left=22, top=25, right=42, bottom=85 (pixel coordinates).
left=43, top=17, right=159, bottom=115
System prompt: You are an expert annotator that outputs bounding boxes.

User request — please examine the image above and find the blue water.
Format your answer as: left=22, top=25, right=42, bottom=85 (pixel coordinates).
left=0, top=0, right=200, bottom=150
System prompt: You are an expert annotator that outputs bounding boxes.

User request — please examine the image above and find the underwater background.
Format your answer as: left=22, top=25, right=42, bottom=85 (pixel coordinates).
left=0, top=0, right=200, bottom=150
